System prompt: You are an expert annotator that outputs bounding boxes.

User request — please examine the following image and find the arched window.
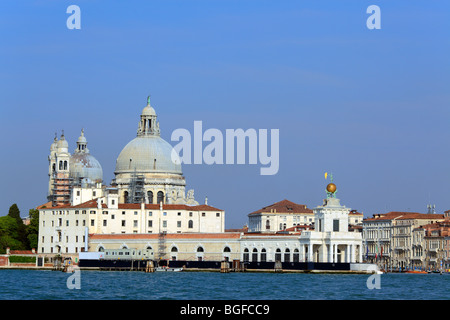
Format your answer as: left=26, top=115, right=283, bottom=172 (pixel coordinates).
left=261, top=248, right=267, bottom=262
left=243, top=248, right=249, bottom=262
left=98, top=246, right=105, bottom=252
left=157, top=191, right=164, bottom=204
left=197, top=246, right=204, bottom=252
left=275, top=248, right=282, bottom=262
left=63, top=161, right=68, bottom=170
left=59, top=161, right=63, bottom=170
left=223, top=246, right=231, bottom=253
left=284, top=248, right=290, bottom=262
left=252, top=248, right=258, bottom=262
left=171, top=246, right=178, bottom=252
left=147, top=191, right=153, bottom=204
left=188, top=220, right=193, bottom=229
left=293, top=248, right=300, bottom=262
left=124, top=191, right=129, bottom=203
left=52, top=163, right=56, bottom=173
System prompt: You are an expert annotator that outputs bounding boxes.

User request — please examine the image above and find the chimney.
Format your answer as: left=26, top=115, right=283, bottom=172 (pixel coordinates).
left=205, top=196, right=208, bottom=205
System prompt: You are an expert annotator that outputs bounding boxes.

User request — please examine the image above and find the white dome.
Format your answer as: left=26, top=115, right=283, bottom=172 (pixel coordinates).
left=70, top=153, right=103, bottom=183
left=115, top=135, right=182, bottom=174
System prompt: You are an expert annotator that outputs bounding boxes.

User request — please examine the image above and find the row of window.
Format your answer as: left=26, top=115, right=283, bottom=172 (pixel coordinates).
left=45, top=210, right=220, bottom=217
left=42, top=235, right=86, bottom=243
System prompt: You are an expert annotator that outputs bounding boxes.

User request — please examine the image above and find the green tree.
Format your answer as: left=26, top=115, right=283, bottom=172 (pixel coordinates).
left=8, top=204, right=22, bottom=224
left=27, top=209, right=40, bottom=250
left=5, top=204, right=29, bottom=250
left=0, top=215, right=24, bottom=253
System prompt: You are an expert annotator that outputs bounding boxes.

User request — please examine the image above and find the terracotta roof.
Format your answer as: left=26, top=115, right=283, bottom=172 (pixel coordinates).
left=248, top=199, right=313, bottom=215
left=36, top=201, right=52, bottom=209
left=39, top=199, right=223, bottom=212
left=397, top=213, right=444, bottom=220
left=90, top=232, right=241, bottom=240
left=365, top=211, right=445, bottom=222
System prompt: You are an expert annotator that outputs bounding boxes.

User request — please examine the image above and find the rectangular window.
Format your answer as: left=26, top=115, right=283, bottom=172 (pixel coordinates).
left=76, top=220, right=79, bottom=226
left=133, top=220, right=138, bottom=228
left=122, top=220, right=126, bottom=227
left=149, top=211, right=152, bottom=216
left=103, top=220, right=107, bottom=227
left=83, top=220, right=86, bottom=227
left=111, top=215, right=115, bottom=220
left=122, top=211, right=126, bottom=215
left=91, top=219, right=95, bottom=226
left=163, top=220, right=167, bottom=228
left=189, top=212, right=193, bottom=217
left=333, top=219, right=339, bottom=232
left=202, top=212, right=206, bottom=217
left=148, top=220, right=153, bottom=228
left=66, top=220, right=69, bottom=227
left=163, top=212, right=167, bottom=216
left=216, top=212, right=220, bottom=217
left=134, top=211, right=138, bottom=215
left=178, top=212, right=181, bottom=216
left=177, top=221, right=181, bottom=228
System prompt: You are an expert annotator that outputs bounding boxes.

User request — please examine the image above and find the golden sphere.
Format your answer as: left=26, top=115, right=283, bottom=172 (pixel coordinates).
left=326, top=183, right=337, bottom=193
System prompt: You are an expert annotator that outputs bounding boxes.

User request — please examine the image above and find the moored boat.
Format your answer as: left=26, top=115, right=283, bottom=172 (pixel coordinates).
left=155, top=266, right=183, bottom=272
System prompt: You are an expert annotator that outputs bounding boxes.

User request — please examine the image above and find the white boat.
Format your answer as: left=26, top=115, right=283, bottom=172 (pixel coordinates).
left=155, top=266, right=183, bottom=272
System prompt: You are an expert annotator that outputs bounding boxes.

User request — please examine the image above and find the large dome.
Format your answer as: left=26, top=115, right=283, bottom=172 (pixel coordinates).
left=115, top=135, right=182, bottom=174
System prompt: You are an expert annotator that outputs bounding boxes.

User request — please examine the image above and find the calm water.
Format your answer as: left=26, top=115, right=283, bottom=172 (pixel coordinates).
left=0, top=269, right=448, bottom=300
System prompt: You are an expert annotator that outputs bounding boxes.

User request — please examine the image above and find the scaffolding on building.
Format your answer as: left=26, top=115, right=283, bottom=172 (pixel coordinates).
left=157, top=231, right=167, bottom=261
left=129, top=168, right=145, bottom=203
left=49, top=172, right=73, bottom=207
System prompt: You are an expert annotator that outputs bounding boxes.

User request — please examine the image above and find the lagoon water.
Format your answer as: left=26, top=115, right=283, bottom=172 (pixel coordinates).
left=0, top=269, right=448, bottom=300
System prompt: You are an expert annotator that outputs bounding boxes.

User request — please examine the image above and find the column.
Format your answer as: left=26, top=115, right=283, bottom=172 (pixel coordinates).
left=333, top=244, right=337, bottom=263
left=346, top=244, right=350, bottom=263
left=308, top=244, right=313, bottom=262
left=328, top=244, right=332, bottom=263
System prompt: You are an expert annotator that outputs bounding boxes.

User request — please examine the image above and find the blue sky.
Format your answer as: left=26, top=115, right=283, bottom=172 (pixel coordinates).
left=1, top=1, right=449, bottom=228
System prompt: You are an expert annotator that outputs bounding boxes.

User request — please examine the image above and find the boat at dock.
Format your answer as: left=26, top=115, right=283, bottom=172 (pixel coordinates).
left=155, top=266, right=183, bottom=272
left=406, top=270, right=427, bottom=274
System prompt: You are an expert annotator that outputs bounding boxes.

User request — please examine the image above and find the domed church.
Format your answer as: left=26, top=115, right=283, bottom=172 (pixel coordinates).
left=113, top=96, right=198, bottom=205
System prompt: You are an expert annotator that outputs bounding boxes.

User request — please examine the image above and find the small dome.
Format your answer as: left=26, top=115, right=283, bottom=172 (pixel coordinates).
left=70, top=153, right=103, bottom=183
left=77, top=129, right=87, bottom=144
left=142, top=104, right=156, bottom=116
left=56, top=135, right=69, bottom=151
left=142, top=96, right=156, bottom=116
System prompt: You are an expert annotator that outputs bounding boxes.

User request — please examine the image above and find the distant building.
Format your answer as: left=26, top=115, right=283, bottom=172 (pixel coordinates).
left=363, top=210, right=446, bottom=270
left=247, top=199, right=314, bottom=233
